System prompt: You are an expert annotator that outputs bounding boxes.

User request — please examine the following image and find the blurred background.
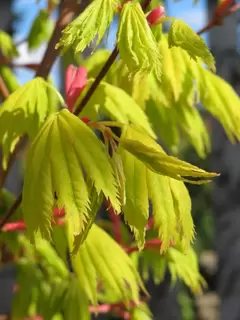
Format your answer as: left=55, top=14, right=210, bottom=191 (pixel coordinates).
left=1, top=0, right=240, bottom=319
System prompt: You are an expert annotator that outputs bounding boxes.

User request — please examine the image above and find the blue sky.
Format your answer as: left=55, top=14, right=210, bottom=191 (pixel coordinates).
left=12, top=0, right=209, bottom=85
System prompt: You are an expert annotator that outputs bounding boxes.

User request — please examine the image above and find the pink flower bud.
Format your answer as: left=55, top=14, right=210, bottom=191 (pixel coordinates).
left=147, top=6, right=165, bottom=26
left=65, top=65, right=87, bottom=112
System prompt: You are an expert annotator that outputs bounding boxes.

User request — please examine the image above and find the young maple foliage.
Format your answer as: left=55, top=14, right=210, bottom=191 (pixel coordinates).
left=0, top=0, right=239, bottom=318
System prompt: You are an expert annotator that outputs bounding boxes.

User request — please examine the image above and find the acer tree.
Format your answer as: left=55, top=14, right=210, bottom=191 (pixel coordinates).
left=0, top=0, right=239, bottom=319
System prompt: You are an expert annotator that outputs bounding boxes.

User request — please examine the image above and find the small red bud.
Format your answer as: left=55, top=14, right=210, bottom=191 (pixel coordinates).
left=65, top=65, right=87, bottom=112
left=81, top=117, right=90, bottom=124
left=53, top=208, right=65, bottom=217
left=147, top=6, right=165, bottom=26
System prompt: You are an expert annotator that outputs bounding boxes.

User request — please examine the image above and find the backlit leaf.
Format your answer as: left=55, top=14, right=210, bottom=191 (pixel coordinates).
left=117, top=1, right=162, bottom=79
left=79, top=80, right=156, bottom=138
left=120, top=126, right=218, bottom=183
left=22, top=109, right=120, bottom=241
left=199, top=67, right=240, bottom=142
left=68, top=224, right=143, bottom=306
left=0, top=77, right=63, bottom=169
left=56, top=0, right=119, bottom=53
left=168, top=19, right=215, bottom=72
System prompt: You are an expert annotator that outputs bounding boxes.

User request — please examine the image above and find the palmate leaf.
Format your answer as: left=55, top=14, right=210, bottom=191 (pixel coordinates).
left=0, top=77, right=63, bottom=169
left=56, top=0, right=119, bottom=54
left=27, top=9, right=54, bottom=50
left=68, top=224, right=143, bottom=306
left=22, top=109, right=120, bottom=242
left=168, top=19, right=215, bottom=72
left=120, top=125, right=218, bottom=183
left=0, top=30, right=18, bottom=58
left=117, top=1, right=162, bottom=80
left=79, top=80, right=156, bottom=138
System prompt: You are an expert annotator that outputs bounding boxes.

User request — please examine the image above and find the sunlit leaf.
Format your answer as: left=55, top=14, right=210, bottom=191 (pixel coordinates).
left=22, top=109, right=120, bottom=241
left=68, top=224, right=143, bottom=306
left=79, top=79, right=156, bottom=138
left=120, top=125, right=218, bottom=183
left=0, top=77, right=63, bottom=169
left=56, top=0, right=119, bottom=53
left=117, top=1, right=162, bottom=79
left=168, top=19, right=215, bottom=72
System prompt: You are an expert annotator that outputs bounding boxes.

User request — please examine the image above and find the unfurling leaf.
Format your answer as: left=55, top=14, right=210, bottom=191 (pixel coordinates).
left=120, top=126, right=218, bottom=183
left=68, top=224, right=143, bottom=306
left=56, top=0, right=119, bottom=54
left=168, top=19, right=215, bottom=72
left=27, top=9, right=54, bottom=50
left=117, top=2, right=162, bottom=79
left=0, top=77, right=63, bottom=169
left=22, top=109, right=120, bottom=241
left=0, top=31, right=18, bottom=58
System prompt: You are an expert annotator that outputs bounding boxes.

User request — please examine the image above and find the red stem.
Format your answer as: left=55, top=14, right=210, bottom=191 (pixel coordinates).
left=125, top=239, right=162, bottom=254
left=0, top=75, right=9, bottom=99
left=2, top=209, right=65, bottom=232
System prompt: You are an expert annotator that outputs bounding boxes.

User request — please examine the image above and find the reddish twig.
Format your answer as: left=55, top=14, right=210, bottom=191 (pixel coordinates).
left=1, top=209, right=65, bottom=232
left=36, top=0, right=82, bottom=78
left=125, top=239, right=163, bottom=254
left=146, top=217, right=154, bottom=231
left=0, top=193, right=22, bottom=230
left=0, top=75, right=9, bottom=99
left=197, top=0, right=240, bottom=35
